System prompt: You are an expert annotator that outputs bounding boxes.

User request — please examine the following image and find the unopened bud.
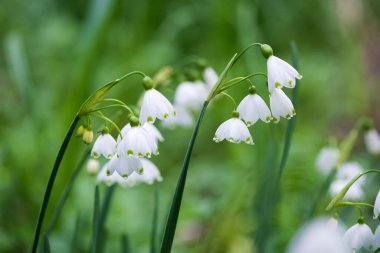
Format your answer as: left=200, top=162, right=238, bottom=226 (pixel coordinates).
left=83, top=126, right=94, bottom=144
left=76, top=125, right=85, bottom=137
left=87, top=159, right=100, bottom=176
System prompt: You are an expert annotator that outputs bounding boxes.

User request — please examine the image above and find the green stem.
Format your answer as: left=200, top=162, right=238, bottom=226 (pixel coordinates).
left=121, top=234, right=130, bottom=253
left=46, top=150, right=90, bottom=234
left=336, top=202, right=374, bottom=209
left=219, top=73, right=267, bottom=93
left=326, top=169, right=380, bottom=211
left=88, top=104, right=134, bottom=115
left=91, top=186, right=100, bottom=253
left=90, top=112, right=122, bottom=136
left=219, top=92, right=237, bottom=109
left=31, top=115, right=80, bottom=253
left=160, top=101, right=209, bottom=253
left=233, top=43, right=262, bottom=63
left=151, top=185, right=159, bottom=253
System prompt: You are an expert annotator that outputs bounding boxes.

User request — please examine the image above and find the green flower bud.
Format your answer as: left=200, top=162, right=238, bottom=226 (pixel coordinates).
left=261, top=44, right=273, bottom=59
left=102, top=127, right=110, bottom=134
left=130, top=116, right=140, bottom=127
left=143, top=76, right=154, bottom=90
left=248, top=86, right=257, bottom=94
left=357, top=216, right=365, bottom=224
left=76, top=125, right=85, bottom=137
left=232, top=110, right=240, bottom=118
left=83, top=127, right=94, bottom=144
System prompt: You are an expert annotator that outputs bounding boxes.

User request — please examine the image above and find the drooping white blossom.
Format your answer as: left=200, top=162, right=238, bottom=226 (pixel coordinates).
left=374, top=224, right=380, bottom=249
left=117, top=123, right=131, bottom=143
left=267, top=55, right=302, bottom=92
left=161, top=105, right=194, bottom=129
left=343, top=222, right=374, bottom=252
left=118, top=125, right=158, bottom=158
left=86, top=159, right=100, bottom=176
left=269, top=88, right=295, bottom=123
left=139, top=88, right=176, bottom=124
left=364, top=128, right=380, bottom=155
left=213, top=112, right=253, bottom=145
left=203, top=67, right=219, bottom=89
left=337, top=162, right=365, bottom=186
left=329, top=180, right=364, bottom=201
left=140, top=158, right=163, bottom=184
left=315, top=146, right=340, bottom=174
left=174, top=81, right=208, bottom=111
left=107, top=154, right=143, bottom=177
left=373, top=188, right=380, bottom=219
left=237, top=92, right=272, bottom=126
left=286, top=218, right=350, bottom=253
left=143, top=123, right=164, bottom=143
left=91, top=132, right=117, bottom=159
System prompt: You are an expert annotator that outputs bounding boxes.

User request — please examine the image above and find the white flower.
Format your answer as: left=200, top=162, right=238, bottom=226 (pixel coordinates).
left=139, top=88, right=176, bottom=124
left=237, top=92, right=271, bottom=126
left=118, top=125, right=158, bottom=158
left=142, top=123, right=164, bottom=143
left=140, top=159, right=163, bottom=184
left=329, top=180, right=364, bottom=201
left=364, top=128, right=380, bottom=155
left=161, top=106, right=194, bottom=129
left=203, top=67, right=218, bottom=89
left=286, top=218, right=350, bottom=253
left=374, top=224, right=380, bottom=249
left=213, top=113, right=253, bottom=145
left=373, top=188, right=380, bottom=219
left=107, top=154, right=143, bottom=177
left=86, top=159, right=100, bottom=176
left=343, top=222, right=374, bottom=251
left=315, top=147, right=340, bottom=174
left=91, top=132, right=117, bottom=159
left=337, top=162, right=365, bottom=186
left=174, top=81, right=208, bottom=111
left=117, top=123, right=131, bottom=143
left=269, top=88, right=295, bottom=123
left=267, top=55, right=302, bottom=92
left=97, top=164, right=126, bottom=187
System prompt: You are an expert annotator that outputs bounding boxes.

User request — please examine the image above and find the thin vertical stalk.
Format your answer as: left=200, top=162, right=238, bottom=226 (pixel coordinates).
left=46, top=150, right=90, bottom=234
left=120, top=234, right=130, bottom=253
left=160, top=101, right=209, bottom=253
left=70, top=213, right=82, bottom=253
left=91, top=186, right=100, bottom=253
left=151, top=185, right=159, bottom=253
left=31, top=115, right=80, bottom=253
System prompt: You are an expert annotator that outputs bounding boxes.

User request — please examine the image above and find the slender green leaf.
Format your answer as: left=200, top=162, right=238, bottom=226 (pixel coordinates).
left=160, top=102, right=209, bottom=253
left=91, top=186, right=100, bottom=253
left=70, top=213, right=82, bottom=253
left=151, top=185, right=159, bottom=253
left=31, top=116, right=80, bottom=253
left=120, top=234, right=130, bottom=253
left=42, top=234, right=51, bottom=253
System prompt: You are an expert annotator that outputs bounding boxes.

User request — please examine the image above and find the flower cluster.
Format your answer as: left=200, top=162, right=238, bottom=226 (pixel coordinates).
left=78, top=76, right=175, bottom=187
left=213, top=45, right=301, bottom=145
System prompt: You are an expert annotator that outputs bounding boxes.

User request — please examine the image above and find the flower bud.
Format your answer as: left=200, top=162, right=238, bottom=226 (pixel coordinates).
left=87, top=159, right=100, bottom=176
left=83, top=126, right=94, bottom=144
left=143, top=76, right=154, bottom=90
left=260, top=44, right=273, bottom=59
left=76, top=125, right=85, bottom=137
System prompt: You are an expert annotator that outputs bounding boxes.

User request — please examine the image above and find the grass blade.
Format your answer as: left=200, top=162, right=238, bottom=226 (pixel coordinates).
left=42, top=234, right=51, bottom=253
left=70, top=213, right=83, bottom=253
left=120, top=234, right=130, bottom=253
left=151, top=185, right=159, bottom=253
left=91, top=186, right=100, bottom=253
left=159, top=102, right=209, bottom=253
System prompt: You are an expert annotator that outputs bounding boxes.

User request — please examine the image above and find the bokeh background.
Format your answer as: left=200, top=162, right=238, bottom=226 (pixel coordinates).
left=1, top=0, right=380, bottom=252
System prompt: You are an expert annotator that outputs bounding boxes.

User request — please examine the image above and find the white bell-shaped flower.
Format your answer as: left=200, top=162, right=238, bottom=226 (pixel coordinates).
left=343, top=220, right=374, bottom=252
left=118, top=118, right=158, bottom=158
left=139, top=87, right=175, bottom=124
left=161, top=105, right=194, bottom=129
left=373, top=224, right=380, bottom=249
left=140, top=159, right=163, bottom=184
left=117, top=123, right=132, bottom=144
left=286, top=218, right=350, bottom=253
left=142, top=123, right=164, bottom=143
left=174, top=81, right=208, bottom=111
left=91, top=129, right=117, bottom=159
left=337, top=162, right=365, bottom=186
left=213, top=111, right=253, bottom=145
left=329, top=180, right=364, bottom=201
left=203, top=67, right=218, bottom=89
left=269, top=88, right=295, bottom=123
left=86, top=159, right=100, bottom=176
left=267, top=55, right=302, bottom=92
left=97, top=163, right=126, bottom=187
left=373, top=188, right=380, bottom=219
left=364, top=128, right=380, bottom=155
left=107, top=154, right=143, bottom=178
left=237, top=87, right=272, bottom=126
left=315, top=146, right=340, bottom=174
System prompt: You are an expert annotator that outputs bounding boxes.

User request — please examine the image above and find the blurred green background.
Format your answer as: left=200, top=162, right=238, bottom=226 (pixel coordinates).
left=1, top=0, right=380, bottom=252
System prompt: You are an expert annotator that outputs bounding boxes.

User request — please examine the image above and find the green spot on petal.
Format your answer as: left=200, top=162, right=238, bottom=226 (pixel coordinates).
left=138, top=152, right=143, bottom=157
left=164, top=113, right=169, bottom=118
left=148, top=116, right=153, bottom=122
left=122, top=174, right=128, bottom=178
left=275, top=82, right=281, bottom=88
left=127, top=150, right=133, bottom=155
left=139, top=168, right=144, bottom=173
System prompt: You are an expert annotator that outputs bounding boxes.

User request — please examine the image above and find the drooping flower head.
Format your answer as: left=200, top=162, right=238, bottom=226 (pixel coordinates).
left=142, top=123, right=164, bottom=143
left=373, top=188, right=380, bottom=219
left=237, top=86, right=272, bottom=126
left=343, top=218, right=374, bottom=252
left=364, top=127, right=380, bottom=155
left=315, top=146, right=340, bottom=174
left=107, top=154, right=143, bottom=178
left=286, top=218, right=350, bottom=253
left=174, top=81, right=208, bottom=111
left=118, top=116, right=158, bottom=158
left=213, top=111, right=253, bottom=145
left=139, top=76, right=176, bottom=124
left=86, top=159, right=100, bottom=176
left=203, top=67, right=219, bottom=89
left=269, top=88, right=295, bottom=123
left=261, top=44, right=302, bottom=93
left=161, top=105, right=194, bottom=129
left=91, top=127, right=117, bottom=159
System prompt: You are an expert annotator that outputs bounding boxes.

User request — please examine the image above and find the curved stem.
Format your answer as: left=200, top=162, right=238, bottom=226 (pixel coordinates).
left=87, top=104, right=134, bottom=115
left=219, top=92, right=237, bottom=109
left=90, top=112, right=122, bottom=136
left=219, top=73, right=267, bottom=93
left=100, top=98, right=128, bottom=106
left=46, top=150, right=90, bottom=234
left=233, top=43, right=262, bottom=64
left=116, top=71, right=146, bottom=82
left=160, top=101, right=209, bottom=253
left=336, top=202, right=374, bottom=209
left=31, top=115, right=80, bottom=253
